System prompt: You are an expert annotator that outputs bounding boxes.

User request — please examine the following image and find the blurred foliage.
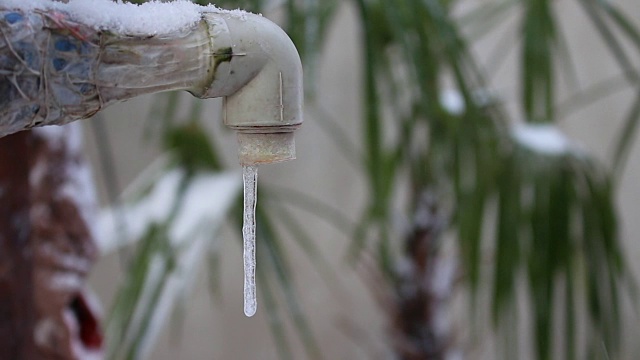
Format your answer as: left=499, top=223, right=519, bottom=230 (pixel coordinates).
left=107, top=90, right=335, bottom=360
left=105, top=0, right=640, bottom=359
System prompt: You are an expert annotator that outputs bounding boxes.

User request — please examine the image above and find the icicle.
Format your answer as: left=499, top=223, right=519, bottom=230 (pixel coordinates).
left=242, top=165, right=258, bottom=317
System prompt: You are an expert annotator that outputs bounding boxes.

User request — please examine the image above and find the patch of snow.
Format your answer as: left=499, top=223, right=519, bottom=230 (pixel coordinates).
left=440, top=89, right=465, bottom=115
left=80, top=287, right=103, bottom=320
left=2, top=0, right=258, bottom=35
left=39, top=311, right=100, bottom=360
left=60, top=160, right=98, bottom=225
left=33, top=124, right=67, bottom=150
left=34, top=317, right=59, bottom=348
left=64, top=306, right=103, bottom=360
left=135, top=229, right=210, bottom=359
left=170, top=169, right=241, bottom=241
left=29, top=162, right=48, bottom=189
left=58, top=123, right=99, bottom=239
left=31, top=123, right=100, bottom=240
left=439, top=88, right=498, bottom=115
left=124, top=255, right=165, bottom=343
left=40, top=243, right=92, bottom=273
left=95, top=170, right=181, bottom=252
left=96, top=167, right=241, bottom=253
left=95, top=164, right=240, bottom=358
left=511, top=123, right=572, bottom=155
left=431, top=256, right=457, bottom=299
left=49, top=272, right=83, bottom=290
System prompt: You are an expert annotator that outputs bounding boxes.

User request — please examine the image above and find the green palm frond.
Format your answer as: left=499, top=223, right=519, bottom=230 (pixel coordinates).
left=105, top=99, right=330, bottom=359
left=491, top=126, right=626, bottom=358
left=101, top=166, right=241, bottom=359
left=342, top=0, right=636, bottom=358
left=101, top=0, right=639, bottom=359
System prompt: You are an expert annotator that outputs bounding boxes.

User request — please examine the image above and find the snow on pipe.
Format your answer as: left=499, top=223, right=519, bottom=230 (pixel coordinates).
left=0, top=0, right=303, bottom=165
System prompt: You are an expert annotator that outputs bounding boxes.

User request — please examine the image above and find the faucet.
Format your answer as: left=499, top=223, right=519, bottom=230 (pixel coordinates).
left=0, top=3, right=303, bottom=354
left=0, top=1, right=303, bottom=165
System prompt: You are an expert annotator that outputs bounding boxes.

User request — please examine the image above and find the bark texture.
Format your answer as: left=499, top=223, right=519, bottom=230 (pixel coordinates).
left=0, top=124, right=102, bottom=360
left=390, top=191, right=456, bottom=360
left=0, top=132, right=38, bottom=359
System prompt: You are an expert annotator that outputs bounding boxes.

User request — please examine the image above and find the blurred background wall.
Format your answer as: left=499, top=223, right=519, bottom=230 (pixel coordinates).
left=87, top=1, right=640, bottom=358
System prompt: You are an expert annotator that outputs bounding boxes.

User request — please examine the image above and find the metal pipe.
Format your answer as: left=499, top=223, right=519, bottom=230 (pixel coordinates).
left=0, top=1, right=303, bottom=165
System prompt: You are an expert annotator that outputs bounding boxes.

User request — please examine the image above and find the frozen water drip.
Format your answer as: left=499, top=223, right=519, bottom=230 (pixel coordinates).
left=242, top=165, right=258, bottom=317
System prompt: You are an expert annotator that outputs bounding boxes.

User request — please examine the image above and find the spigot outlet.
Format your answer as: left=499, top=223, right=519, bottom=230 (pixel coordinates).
left=236, top=131, right=296, bottom=165
left=196, top=12, right=304, bottom=164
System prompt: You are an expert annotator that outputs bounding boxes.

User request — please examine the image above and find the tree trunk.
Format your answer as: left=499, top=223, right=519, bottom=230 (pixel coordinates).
left=0, top=132, right=39, bottom=359
left=390, top=191, right=457, bottom=360
left=0, top=124, right=103, bottom=359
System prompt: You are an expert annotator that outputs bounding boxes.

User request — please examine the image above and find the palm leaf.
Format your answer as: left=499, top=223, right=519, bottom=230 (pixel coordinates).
left=98, top=0, right=639, bottom=359
left=102, top=167, right=241, bottom=359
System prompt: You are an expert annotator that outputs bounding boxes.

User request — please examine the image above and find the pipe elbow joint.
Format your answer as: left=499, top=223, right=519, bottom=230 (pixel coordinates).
left=198, top=12, right=303, bottom=165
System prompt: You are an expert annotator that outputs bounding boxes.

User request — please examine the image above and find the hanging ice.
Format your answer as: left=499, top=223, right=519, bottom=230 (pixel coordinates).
left=0, top=0, right=302, bottom=319
left=242, top=165, right=259, bottom=317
